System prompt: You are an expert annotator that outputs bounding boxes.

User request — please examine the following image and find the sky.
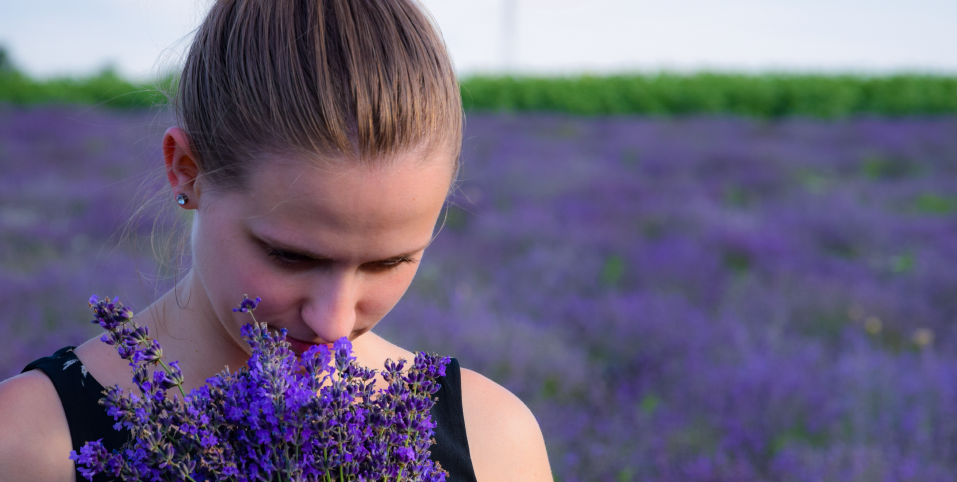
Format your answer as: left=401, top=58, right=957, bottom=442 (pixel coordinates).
left=1, top=0, right=955, bottom=80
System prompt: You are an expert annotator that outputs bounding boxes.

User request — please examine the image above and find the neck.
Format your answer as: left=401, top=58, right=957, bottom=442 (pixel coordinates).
left=137, top=273, right=253, bottom=393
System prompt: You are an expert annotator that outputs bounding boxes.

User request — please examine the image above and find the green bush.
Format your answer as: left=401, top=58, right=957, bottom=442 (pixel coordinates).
left=3, top=67, right=956, bottom=117
left=460, top=73, right=957, bottom=118
left=0, top=68, right=169, bottom=109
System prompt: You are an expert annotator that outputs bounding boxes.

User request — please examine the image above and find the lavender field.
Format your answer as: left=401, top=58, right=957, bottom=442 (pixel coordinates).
left=2, top=106, right=957, bottom=481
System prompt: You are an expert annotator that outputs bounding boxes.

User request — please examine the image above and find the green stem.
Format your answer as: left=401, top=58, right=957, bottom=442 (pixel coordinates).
left=324, top=447, right=333, bottom=482
left=157, top=358, right=188, bottom=399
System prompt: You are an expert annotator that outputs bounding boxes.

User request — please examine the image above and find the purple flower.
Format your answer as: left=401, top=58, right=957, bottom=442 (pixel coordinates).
left=232, top=295, right=262, bottom=313
left=74, top=294, right=448, bottom=481
left=68, top=439, right=119, bottom=481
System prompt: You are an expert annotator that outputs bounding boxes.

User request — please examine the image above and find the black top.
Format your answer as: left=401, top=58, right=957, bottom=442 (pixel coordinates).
left=23, top=347, right=477, bottom=482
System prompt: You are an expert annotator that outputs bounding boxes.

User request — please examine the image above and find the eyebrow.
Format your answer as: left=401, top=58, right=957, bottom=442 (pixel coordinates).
left=255, top=233, right=428, bottom=262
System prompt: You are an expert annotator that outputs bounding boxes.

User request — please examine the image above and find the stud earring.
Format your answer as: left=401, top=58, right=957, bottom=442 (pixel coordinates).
left=176, top=193, right=188, bottom=205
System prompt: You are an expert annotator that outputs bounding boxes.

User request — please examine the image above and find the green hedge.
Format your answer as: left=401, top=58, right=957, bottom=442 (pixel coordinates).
left=460, top=74, right=957, bottom=118
left=0, top=69, right=168, bottom=109
left=3, top=68, right=956, bottom=117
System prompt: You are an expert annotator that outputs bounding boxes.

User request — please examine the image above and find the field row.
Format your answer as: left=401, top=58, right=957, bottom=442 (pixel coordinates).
left=2, top=108, right=957, bottom=480
left=1, top=68, right=956, bottom=117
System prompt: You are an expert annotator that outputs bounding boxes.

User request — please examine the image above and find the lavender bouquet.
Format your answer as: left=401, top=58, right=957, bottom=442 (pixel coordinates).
left=70, top=295, right=450, bottom=482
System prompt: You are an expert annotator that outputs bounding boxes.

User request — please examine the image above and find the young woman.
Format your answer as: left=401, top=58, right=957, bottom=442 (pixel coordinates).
left=0, top=1, right=552, bottom=481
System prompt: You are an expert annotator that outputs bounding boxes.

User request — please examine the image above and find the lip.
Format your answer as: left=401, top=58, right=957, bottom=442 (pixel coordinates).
left=285, top=334, right=334, bottom=356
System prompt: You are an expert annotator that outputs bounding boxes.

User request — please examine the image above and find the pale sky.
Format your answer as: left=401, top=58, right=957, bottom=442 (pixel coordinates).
left=1, top=0, right=955, bottom=80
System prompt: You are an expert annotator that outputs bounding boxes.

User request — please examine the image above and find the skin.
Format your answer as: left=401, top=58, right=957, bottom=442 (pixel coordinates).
left=0, top=127, right=552, bottom=482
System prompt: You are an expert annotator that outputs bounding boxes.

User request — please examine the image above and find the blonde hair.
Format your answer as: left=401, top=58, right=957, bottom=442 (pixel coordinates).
left=177, top=0, right=462, bottom=190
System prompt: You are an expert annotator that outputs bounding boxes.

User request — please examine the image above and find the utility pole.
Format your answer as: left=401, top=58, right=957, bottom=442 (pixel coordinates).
left=502, top=0, right=517, bottom=74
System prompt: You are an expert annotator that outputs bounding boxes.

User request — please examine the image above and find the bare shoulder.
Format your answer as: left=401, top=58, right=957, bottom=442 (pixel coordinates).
left=0, top=371, right=75, bottom=482
left=459, top=368, right=552, bottom=482
left=356, top=332, right=416, bottom=366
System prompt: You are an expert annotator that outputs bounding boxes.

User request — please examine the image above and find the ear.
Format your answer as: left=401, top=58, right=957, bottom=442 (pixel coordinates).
left=163, top=127, right=202, bottom=209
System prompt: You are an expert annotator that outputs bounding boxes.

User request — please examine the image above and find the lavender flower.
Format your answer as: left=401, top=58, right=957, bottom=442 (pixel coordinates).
left=13, top=108, right=957, bottom=481
left=233, top=295, right=261, bottom=313
left=71, top=295, right=449, bottom=482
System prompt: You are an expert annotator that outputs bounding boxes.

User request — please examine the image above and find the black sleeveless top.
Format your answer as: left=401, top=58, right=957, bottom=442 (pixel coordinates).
left=23, top=347, right=478, bottom=482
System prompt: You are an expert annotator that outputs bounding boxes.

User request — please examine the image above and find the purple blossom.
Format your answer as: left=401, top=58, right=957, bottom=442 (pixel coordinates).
left=74, top=294, right=449, bottom=481
left=232, top=295, right=262, bottom=313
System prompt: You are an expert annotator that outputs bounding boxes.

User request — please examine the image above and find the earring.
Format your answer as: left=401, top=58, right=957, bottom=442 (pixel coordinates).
left=176, top=193, right=188, bottom=205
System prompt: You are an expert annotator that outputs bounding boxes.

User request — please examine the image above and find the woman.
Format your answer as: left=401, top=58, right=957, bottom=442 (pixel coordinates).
left=0, top=0, right=552, bottom=480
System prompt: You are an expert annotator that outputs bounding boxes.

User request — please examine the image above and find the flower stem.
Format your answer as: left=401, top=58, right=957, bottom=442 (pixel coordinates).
left=157, top=358, right=188, bottom=399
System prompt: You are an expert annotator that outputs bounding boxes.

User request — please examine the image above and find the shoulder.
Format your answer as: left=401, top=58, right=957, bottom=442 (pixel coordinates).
left=0, top=371, right=75, bottom=482
left=459, top=368, right=552, bottom=482
left=355, top=332, right=416, bottom=367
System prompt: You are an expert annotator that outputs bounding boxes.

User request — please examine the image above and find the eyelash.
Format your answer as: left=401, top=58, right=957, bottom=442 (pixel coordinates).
left=266, top=248, right=414, bottom=271
left=267, top=248, right=308, bottom=269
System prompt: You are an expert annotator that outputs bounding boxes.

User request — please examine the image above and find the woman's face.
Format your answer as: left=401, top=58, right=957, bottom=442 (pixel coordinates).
left=188, top=151, right=453, bottom=356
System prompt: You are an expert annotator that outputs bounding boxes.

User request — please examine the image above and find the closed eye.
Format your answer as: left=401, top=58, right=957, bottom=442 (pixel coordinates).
left=266, top=246, right=415, bottom=272
left=267, top=248, right=316, bottom=269
left=364, top=255, right=417, bottom=272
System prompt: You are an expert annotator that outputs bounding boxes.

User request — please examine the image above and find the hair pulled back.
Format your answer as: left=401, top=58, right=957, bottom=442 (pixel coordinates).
left=176, top=0, right=462, bottom=191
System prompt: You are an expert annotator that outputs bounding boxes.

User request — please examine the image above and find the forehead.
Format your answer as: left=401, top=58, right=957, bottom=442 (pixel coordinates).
left=231, top=151, right=453, bottom=255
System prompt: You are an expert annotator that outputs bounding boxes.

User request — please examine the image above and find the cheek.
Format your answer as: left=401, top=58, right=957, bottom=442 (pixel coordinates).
left=193, top=214, right=280, bottom=312
left=358, top=264, right=420, bottom=323
left=219, top=253, right=299, bottom=318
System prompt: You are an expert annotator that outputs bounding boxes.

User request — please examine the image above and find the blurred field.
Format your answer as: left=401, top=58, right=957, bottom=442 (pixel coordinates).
left=2, top=105, right=957, bottom=481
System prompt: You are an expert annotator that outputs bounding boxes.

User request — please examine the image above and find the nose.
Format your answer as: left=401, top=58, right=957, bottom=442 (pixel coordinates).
left=300, top=269, right=358, bottom=343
